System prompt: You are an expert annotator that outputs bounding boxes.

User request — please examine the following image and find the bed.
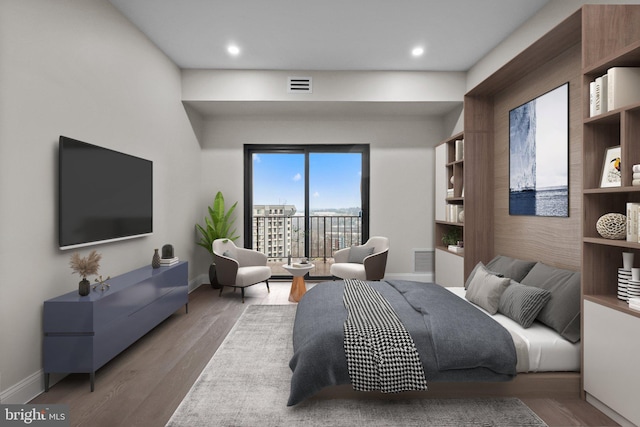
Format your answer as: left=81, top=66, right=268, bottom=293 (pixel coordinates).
left=287, top=256, right=581, bottom=406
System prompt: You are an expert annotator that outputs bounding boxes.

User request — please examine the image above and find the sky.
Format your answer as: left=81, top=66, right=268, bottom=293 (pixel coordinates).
left=252, top=152, right=362, bottom=211
left=533, top=83, right=569, bottom=189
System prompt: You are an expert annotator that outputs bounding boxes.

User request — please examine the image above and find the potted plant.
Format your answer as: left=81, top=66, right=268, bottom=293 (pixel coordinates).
left=69, top=250, right=101, bottom=296
left=441, top=227, right=462, bottom=247
left=196, top=191, right=239, bottom=288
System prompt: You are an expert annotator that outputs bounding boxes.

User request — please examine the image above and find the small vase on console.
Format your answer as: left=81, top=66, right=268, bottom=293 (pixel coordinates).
left=152, top=249, right=161, bottom=268
left=78, top=277, right=90, bottom=296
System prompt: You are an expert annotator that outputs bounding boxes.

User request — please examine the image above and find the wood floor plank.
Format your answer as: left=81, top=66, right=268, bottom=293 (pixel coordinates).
left=30, top=281, right=619, bottom=427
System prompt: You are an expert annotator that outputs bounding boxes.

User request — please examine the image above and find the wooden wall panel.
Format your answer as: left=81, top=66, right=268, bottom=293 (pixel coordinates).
left=582, top=5, right=640, bottom=70
left=491, top=43, right=582, bottom=271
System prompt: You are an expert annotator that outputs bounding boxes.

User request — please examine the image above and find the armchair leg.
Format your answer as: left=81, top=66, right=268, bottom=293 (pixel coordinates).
left=266, top=280, right=270, bottom=293
left=241, top=288, right=245, bottom=303
left=219, top=286, right=224, bottom=297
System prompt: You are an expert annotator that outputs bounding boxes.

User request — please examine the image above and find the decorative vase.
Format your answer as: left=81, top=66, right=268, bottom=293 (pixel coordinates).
left=78, top=277, right=90, bottom=296
left=209, top=263, right=221, bottom=289
left=596, top=213, right=627, bottom=239
left=152, top=249, right=161, bottom=268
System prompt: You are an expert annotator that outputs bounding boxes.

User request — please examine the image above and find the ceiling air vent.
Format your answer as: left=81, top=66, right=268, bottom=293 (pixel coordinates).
left=287, top=76, right=312, bottom=93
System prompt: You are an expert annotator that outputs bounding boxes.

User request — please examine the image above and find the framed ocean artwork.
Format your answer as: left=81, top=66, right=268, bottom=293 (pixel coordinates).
left=509, top=82, right=569, bottom=217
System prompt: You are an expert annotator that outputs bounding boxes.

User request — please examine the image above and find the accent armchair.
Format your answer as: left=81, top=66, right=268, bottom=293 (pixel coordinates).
left=330, top=236, right=389, bottom=281
left=212, top=239, right=271, bottom=303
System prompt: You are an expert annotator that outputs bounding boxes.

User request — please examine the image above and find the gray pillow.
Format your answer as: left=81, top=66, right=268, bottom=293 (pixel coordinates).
left=222, top=250, right=236, bottom=260
left=464, top=261, right=504, bottom=289
left=520, top=262, right=581, bottom=343
left=465, top=265, right=511, bottom=314
left=486, top=255, right=537, bottom=282
left=348, top=246, right=374, bottom=264
left=498, top=280, right=551, bottom=328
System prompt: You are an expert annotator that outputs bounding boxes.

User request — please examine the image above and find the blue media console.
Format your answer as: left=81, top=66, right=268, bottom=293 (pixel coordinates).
left=43, top=261, right=188, bottom=391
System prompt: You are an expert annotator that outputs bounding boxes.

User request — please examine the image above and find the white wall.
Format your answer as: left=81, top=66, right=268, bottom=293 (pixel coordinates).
left=0, top=0, right=202, bottom=403
left=198, top=114, right=443, bottom=277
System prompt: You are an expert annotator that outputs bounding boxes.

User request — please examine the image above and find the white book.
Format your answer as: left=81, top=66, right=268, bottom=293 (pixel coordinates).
left=589, top=81, right=596, bottom=117
left=600, top=74, right=608, bottom=114
left=594, top=76, right=603, bottom=115
left=607, top=67, right=640, bottom=111
left=455, top=139, right=464, bottom=161
left=627, top=203, right=640, bottom=243
left=448, top=245, right=464, bottom=254
left=160, top=261, right=179, bottom=266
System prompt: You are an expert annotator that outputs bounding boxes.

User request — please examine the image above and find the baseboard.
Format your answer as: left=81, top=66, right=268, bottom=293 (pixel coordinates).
left=189, top=274, right=208, bottom=292
left=586, top=393, right=636, bottom=427
left=0, top=370, right=44, bottom=404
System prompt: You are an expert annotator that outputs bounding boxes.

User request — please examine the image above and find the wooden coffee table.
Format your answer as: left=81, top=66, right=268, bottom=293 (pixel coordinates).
left=283, top=263, right=314, bottom=302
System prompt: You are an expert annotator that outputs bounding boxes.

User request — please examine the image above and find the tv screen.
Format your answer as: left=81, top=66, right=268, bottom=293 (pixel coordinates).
left=58, top=136, right=153, bottom=249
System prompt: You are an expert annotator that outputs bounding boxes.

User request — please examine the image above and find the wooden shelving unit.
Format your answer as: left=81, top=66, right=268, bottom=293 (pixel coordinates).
left=581, top=6, right=640, bottom=319
left=580, top=6, right=640, bottom=426
left=435, top=132, right=464, bottom=250
left=434, top=133, right=465, bottom=286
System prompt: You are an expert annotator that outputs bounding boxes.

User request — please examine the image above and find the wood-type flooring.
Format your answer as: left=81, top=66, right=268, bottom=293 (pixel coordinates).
left=31, top=282, right=619, bottom=427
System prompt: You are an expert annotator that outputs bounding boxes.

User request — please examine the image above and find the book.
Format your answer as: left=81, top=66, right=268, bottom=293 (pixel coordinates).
left=594, top=76, right=603, bottom=115
left=589, top=81, right=596, bottom=117
left=448, top=245, right=464, bottom=254
left=607, top=67, right=640, bottom=111
left=455, top=139, right=464, bottom=161
left=627, top=203, right=640, bottom=243
left=292, top=262, right=310, bottom=268
left=160, top=257, right=179, bottom=266
left=446, top=204, right=462, bottom=223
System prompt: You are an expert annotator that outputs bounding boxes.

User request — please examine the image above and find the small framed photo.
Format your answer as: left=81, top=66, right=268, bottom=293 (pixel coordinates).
left=600, top=145, right=622, bottom=188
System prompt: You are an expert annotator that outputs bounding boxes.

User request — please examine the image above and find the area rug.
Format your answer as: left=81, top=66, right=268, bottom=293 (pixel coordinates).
left=166, top=305, right=547, bottom=427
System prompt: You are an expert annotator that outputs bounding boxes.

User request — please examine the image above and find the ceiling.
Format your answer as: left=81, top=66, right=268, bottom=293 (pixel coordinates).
left=108, top=0, right=549, bottom=118
left=108, top=0, right=549, bottom=72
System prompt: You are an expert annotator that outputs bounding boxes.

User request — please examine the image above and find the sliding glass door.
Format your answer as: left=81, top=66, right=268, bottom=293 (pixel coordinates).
left=244, top=145, right=369, bottom=279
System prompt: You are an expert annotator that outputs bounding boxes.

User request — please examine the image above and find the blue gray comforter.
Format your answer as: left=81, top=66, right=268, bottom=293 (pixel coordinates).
left=287, top=280, right=517, bottom=406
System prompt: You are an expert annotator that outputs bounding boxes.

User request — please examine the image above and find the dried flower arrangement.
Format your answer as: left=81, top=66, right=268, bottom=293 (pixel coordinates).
left=69, top=250, right=101, bottom=279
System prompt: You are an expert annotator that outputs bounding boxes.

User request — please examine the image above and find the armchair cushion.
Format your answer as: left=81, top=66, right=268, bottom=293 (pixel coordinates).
left=347, top=246, right=374, bottom=264
left=330, top=263, right=367, bottom=281
left=235, top=266, right=272, bottom=288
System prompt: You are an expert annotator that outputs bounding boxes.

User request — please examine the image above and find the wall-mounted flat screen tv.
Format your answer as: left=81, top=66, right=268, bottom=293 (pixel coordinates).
left=58, top=136, right=152, bottom=250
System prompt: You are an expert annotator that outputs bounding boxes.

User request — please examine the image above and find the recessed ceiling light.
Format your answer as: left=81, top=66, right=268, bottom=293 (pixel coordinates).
left=411, top=46, right=424, bottom=57
left=227, top=44, right=240, bottom=56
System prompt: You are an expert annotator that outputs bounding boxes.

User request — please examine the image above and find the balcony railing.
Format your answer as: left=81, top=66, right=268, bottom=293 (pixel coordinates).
left=252, top=214, right=362, bottom=265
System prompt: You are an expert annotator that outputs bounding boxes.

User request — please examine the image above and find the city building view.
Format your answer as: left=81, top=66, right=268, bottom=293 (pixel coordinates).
left=252, top=204, right=362, bottom=276
left=251, top=151, right=364, bottom=276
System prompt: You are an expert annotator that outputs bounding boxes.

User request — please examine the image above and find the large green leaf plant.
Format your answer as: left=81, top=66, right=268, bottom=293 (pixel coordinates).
left=196, top=191, right=239, bottom=256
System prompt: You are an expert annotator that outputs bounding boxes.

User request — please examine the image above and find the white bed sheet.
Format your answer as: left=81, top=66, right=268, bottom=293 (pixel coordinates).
left=446, top=287, right=580, bottom=372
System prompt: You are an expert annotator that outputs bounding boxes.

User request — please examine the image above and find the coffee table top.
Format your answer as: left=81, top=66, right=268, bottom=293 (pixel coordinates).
left=282, top=263, right=314, bottom=276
